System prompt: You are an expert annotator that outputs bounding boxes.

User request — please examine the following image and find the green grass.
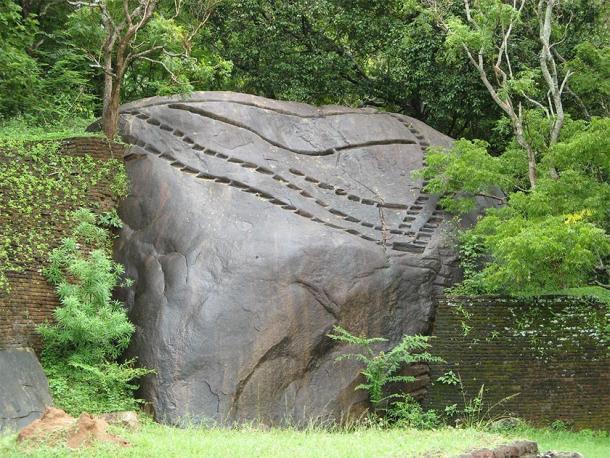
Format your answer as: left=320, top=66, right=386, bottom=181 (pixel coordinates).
left=0, top=424, right=508, bottom=458
left=507, top=427, right=610, bottom=458
left=2, top=422, right=609, bottom=458
left=0, top=118, right=98, bottom=142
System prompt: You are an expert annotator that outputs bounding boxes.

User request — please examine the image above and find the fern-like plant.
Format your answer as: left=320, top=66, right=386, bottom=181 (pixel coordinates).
left=328, top=326, right=443, bottom=410
left=39, top=208, right=151, bottom=415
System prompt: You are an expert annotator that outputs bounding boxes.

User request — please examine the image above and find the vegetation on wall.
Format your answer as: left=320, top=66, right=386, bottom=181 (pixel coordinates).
left=428, top=296, right=610, bottom=431
left=39, top=209, right=151, bottom=415
left=0, top=135, right=127, bottom=291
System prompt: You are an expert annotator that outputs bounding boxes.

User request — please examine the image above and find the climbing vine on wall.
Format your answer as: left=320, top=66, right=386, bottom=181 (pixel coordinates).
left=0, top=138, right=127, bottom=291
left=509, top=297, right=610, bottom=361
left=447, top=296, right=610, bottom=362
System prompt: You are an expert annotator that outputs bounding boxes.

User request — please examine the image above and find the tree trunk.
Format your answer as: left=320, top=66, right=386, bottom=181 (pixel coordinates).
left=102, top=78, right=121, bottom=140
left=513, top=118, right=537, bottom=189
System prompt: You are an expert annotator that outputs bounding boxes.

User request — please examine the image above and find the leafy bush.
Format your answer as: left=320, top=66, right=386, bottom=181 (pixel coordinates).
left=328, top=326, right=443, bottom=410
left=39, top=209, right=151, bottom=415
left=0, top=1, right=96, bottom=124
left=422, top=117, right=610, bottom=297
left=386, top=394, right=440, bottom=429
left=457, top=213, right=609, bottom=294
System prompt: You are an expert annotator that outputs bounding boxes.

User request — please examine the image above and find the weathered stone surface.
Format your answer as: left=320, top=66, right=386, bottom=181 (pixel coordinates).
left=100, top=411, right=139, bottom=431
left=0, top=348, right=52, bottom=433
left=458, top=440, right=539, bottom=458
left=539, top=453, right=584, bottom=458
left=115, top=91, right=461, bottom=425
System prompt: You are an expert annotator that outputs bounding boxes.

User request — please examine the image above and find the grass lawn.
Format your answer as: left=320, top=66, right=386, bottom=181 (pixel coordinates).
left=2, top=422, right=609, bottom=458
left=0, top=424, right=507, bottom=458
left=507, top=427, right=610, bottom=458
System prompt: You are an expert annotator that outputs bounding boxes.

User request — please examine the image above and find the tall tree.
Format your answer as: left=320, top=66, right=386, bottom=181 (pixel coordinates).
left=423, top=0, right=588, bottom=189
left=68, top=0, right=220, bottom=139
left=416, top=0, right=610, bottom=295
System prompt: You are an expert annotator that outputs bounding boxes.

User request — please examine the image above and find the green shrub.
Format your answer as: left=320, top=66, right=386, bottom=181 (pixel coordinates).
left=328, top=326, right=443, bottom=410
left=386, top=394, right=440, bottom=429
left=463, top=212, right=609, bottom=294
left=439, top=373, right=520, bottom=430
left=39, top=209, right=151, bottom=415
left=419, top=117, right=610, bottom=297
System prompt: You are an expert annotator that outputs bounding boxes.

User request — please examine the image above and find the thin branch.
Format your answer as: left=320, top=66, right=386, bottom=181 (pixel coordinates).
left=139, top=56, right=180, bottom=84
left=521, top=92, right=550, bottom=117
left=126, top=45, right=165, bottom=64
left=475, top=193, right=507, bottom=203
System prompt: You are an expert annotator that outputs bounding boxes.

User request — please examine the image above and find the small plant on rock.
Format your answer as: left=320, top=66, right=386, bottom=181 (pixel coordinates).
left=39, top=208, right=151, bottom=415
left=327, top=326, right=443, bottom=411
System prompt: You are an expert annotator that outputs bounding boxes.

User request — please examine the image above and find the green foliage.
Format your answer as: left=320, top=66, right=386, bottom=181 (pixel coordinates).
left=547, top=286, right=610, bottom=307
left=567, top=42, right=610, bottom=117
left=0, top=0, right=44, bottom=119
left=422, top=117, right=610, bottom=296
left=209, top=0, right=500, bottom=138
left=416, top=139, right=517, bottom=213
left=441, top=374, right=520, bottom=430
left=436, top=370, right=460, bottom=386
left=386, top=394, right=441, bottom=429
left=39, top=209, right=151, bottom=415
left=1, top=0, right=607, bottom=147
left=99, top=208, right=124, bottom=230
left=43, top=359, right=148, bottom=416
left=63, top=0, right=231, bottom=105
left=328, top=326, right=443, bottom=409
left=0, top=136, right=127, bottom=290
left=0, top=1, right=95, bottom=125
left=470, top=213, right=608, bottom=293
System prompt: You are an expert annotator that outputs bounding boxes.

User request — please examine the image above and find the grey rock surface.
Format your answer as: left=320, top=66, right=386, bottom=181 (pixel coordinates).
left=539, top=453, right=584, bottom=458
left=0, top=348, right=52, bottom=433
left=115, top=91, right=460, bottom=425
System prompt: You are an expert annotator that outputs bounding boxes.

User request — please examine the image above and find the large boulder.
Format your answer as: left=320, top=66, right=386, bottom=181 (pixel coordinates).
left=0, top=348, right=52, bottom=433
left=115, top=91, right=459, bottom=425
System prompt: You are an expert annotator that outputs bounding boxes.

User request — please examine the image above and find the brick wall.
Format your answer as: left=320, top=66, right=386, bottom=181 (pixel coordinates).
left=0, top=137, right=124, bottom=352
left=425, top=296, right=610, bottom=430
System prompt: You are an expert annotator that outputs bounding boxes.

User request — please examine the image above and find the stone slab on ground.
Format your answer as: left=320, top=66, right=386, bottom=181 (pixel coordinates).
left=457, top=440, right=538, bottom=458
left=0, top=348, right=52, bottom=433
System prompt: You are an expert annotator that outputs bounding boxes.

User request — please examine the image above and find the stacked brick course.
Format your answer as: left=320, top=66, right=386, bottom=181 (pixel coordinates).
left=425, top=296, right=610, bottom=430
left=0, top=137, right=124, bottom=352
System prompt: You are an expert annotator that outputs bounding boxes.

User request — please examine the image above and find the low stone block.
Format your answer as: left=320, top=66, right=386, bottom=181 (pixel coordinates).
left=0, top=348, right=52, bottom=433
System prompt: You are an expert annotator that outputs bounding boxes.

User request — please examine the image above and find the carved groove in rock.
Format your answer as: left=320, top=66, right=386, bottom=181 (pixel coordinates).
left=122, top=137, right=386, bottom=246
left=133, top=108, right=415, bottom=211
left=170, top=101, right=418, bottom=156
left=124, top=110, right=431, bottom=246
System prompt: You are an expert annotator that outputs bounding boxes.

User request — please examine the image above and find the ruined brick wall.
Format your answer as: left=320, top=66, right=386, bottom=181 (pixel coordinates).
left=0, top=137, right=124, bottom=352
left=425, top=296, right=610, bottom=430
